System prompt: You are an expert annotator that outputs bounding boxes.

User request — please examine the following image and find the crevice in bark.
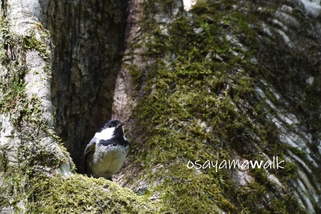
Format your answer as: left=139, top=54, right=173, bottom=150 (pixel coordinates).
left=46, top=0, right=129, bottom=173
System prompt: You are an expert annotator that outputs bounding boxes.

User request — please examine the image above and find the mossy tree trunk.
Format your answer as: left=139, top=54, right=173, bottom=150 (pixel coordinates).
left=0, top=0, right=156, bottom=213
left=114, top=0, right=321, bottom=213
left=1, top=0, right=321, bottom=213
left=0, top=0, right=73, bottom=212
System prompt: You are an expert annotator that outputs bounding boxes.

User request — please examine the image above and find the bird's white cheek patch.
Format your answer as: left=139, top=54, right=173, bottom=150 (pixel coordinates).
left=122, top=126, right=128, bottom=141
left=95, top=127, right=115, bottom=140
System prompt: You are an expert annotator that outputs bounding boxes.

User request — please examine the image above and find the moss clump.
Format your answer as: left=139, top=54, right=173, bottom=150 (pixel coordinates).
left=1, top=159, right=157, bottom=213
left=26, top=174, right=156, bottom=213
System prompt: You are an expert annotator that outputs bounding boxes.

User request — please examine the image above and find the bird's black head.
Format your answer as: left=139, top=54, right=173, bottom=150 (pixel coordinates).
left=100, top=119, right=124, bottom=131
left=98, top=119, right=125, bottom=139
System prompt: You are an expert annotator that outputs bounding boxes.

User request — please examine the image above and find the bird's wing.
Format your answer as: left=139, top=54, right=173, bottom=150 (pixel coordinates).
left=84, top=137, right=97, bottom=157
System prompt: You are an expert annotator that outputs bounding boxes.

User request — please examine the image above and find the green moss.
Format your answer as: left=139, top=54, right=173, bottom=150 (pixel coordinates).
left=1, top=161, right=157, bottom=213
left=27, top=174, right=156, bottom=213
left=125, top=0, right=306, bottom=213
left=0, top=19, right=50, bottom=125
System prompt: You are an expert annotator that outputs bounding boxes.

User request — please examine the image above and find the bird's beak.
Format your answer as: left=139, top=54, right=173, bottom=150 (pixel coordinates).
left=117, top=122, right=125, bottom=128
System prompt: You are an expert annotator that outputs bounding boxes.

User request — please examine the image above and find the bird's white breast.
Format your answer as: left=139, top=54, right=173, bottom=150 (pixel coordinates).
left=88, top=143, right=128, bottom=179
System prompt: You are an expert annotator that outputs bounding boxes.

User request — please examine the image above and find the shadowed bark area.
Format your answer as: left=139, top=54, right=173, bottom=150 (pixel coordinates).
left=47, top=0, right=128, bottom=172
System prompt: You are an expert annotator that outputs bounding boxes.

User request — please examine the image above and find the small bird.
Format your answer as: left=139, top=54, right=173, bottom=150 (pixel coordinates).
left=84, top=119, right=130, bottom=180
